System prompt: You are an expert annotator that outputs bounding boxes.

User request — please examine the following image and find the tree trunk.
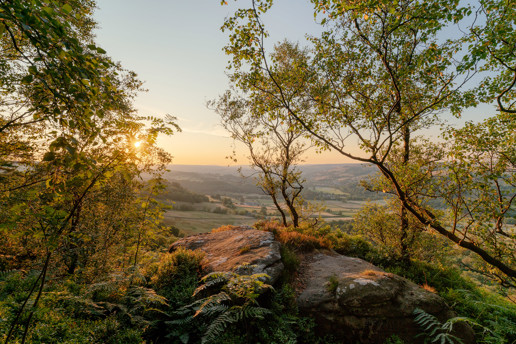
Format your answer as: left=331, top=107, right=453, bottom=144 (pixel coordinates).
left=399, top=124, right=411, bottom=263
left=271, top=193, right=288, bottom=226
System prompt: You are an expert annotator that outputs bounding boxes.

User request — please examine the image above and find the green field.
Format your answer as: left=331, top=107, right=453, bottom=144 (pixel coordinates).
left=162, top=198, right=388, bottom=235
left=163, top=210, right=256, bottom=235
left=313, top=186, right=348, bottom=195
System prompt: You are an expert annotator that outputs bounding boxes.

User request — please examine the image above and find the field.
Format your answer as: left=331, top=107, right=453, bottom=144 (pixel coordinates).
left=160, top=164, right=386, bottom=235
left=162, top=197, right=387, bottom=235
left=162, top=210, right=256, bottom=235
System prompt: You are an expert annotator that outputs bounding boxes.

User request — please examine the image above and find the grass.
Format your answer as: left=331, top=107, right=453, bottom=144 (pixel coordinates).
left=326, top=274, right=339, bottom=294
left=162, top=210, right=256, bottom=235
left=314, top=187, right=347, bottom=195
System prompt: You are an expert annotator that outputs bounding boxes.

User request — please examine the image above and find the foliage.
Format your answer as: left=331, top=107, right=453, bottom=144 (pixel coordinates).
left=221, top=197, right=237, bottom=209
left=0, top=1, right=180, bottom=340
left=0, top=268, right=166, bottom=343
left=382, top=260, right=516, bottom=344
left=413, top=308, right=466, bottom=344
left=435, top=114, right=515, bottom=286
left=277, top=230, right=331, bottom=252
left=211, top=90, right=309, bottom=227
left=353, top=202, right=449, bottom=263
left=444, top=289, right=516, bottom=344
left=168, top=269, right=273, bottom=344
left=219, top=0, right=516, bottom=284
left=280, top=245, right=300, bottom=278
left=151, top=248, right=205, bottom=307
left=211, top=225, right=239, bottom=233
left=255, top=219, right=374, bottom=258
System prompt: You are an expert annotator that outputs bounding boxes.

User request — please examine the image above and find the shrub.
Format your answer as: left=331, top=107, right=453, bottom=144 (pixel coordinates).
left=0, top=270, right=154, bottom=344
left=277, top=231, right=331, bottom=252
left=169, top=269, right=273, bottom=344
left=280, top=246, right=300, bottom=275
left=151, top=248, right=205, bottom=307
left=212, top=207, right=228, bottom=214
left=413, top=308, right=467, bottom=344
left=330, top=232, right=375, bottom=259
left=211, top=225, right=239, bottom=233
left=254, top=220, right=286, bottom=235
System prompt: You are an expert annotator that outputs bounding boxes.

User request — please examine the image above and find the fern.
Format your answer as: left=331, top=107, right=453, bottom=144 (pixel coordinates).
left=168, top=268, right=274, bottom=344
left=0, top=269, right=22, bottom=279
left=202, top=311, right=239, bottom=343
left=194, top=292, right=231, bottom=317
left=193, top=272, right=232, bottom=297
left=413, top=308, right=464, bottom=344
left=242, top=305, right=271, bottom=320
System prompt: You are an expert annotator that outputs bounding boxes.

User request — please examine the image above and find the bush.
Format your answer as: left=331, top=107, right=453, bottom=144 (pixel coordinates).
left=280, top=246, right=300, bottom=276
left=254, top=219, right=285, bottom=234
left=212, top=207, right=228, bottom=214
left=0, top=270, right=151, bottom=344
left=211, top=225, right=239, bottom=233
left=277, top=231, right=331, bottom=252
left=151, top=248, right=205, bottom=307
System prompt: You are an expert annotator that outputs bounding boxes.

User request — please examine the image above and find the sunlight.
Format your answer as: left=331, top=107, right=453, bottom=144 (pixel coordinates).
left=134, top=140, right=142, bottom=148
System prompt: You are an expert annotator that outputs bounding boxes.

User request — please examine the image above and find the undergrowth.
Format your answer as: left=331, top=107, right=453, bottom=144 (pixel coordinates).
left=1, top=221, right=514, bottom=344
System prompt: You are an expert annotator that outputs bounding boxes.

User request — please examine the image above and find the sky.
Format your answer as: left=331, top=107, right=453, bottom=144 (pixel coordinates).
left=93, top=0, right=348, bottom=165
left=93, top=1, right=493, bottom=166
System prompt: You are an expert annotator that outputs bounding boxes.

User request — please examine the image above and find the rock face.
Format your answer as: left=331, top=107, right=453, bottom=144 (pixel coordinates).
left=296, top=252, right=475, bottom=344
left=169, top=227, right=474, bottom=343
left=169, top=226, right=284, bottom=283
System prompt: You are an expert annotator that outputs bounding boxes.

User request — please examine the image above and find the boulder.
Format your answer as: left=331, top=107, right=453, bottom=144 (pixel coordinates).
left=296, top=252, right=475, bottom=344
left=169, top=226, right=284, bottom=283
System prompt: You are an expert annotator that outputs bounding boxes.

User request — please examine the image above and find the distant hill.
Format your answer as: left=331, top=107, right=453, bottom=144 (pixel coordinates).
left=162, top=164, right=381, bottom=200
left=165, top=163, right=375, bottom=179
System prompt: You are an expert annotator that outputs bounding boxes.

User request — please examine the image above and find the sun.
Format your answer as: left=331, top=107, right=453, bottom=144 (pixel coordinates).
left=134, top=141, right=142, bottom=148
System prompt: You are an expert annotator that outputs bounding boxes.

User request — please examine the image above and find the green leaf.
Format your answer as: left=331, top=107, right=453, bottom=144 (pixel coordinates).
left=21, top=74, right=34, bottom=84
left=43, top=151, right=56, bottom=161
left=62, top=4, right=73, bottom=14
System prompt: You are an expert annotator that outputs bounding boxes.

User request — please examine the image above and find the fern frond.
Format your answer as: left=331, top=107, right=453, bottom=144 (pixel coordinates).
left=242, top=305, right=271, bottom=320
left=413, top=308, right=465, bottom=344
left=166, top=316, right=194, bottom=326
left=194, top=276, right=228, bottom=296
left=194, top=292, right=231, bottom=317
left=202, top=311, right=238, bottom=344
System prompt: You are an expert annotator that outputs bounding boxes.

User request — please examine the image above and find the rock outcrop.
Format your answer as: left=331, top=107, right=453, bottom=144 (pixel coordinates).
left=169, top=226, right=284, bottom=283
left=296, top=252, right=475, bottom=344
left=169, top=227, right=474, bottom=343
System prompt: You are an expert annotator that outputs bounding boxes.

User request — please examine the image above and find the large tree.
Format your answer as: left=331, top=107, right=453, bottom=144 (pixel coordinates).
left=211, top=87, right=309, bottom=227
left=0, top=1, right=179, bottom=341
left=220, top=0, right=516, bottom=284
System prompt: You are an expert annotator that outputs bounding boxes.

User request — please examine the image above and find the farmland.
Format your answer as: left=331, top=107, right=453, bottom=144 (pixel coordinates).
left=159, top=164, right=386, bottom=235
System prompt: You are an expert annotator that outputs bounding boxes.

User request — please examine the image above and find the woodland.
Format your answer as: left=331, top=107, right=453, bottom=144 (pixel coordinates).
left=0, top=0, right=515, bottom=343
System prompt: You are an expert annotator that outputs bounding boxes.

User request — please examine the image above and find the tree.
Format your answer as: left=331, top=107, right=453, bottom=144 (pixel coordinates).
left=0, top=1, right=180, bottom=341
left=211, top=84, right=309, bottom=227
left=434, top=115, right=515, bottom=285
left=220, top=0, right=516, bottom=283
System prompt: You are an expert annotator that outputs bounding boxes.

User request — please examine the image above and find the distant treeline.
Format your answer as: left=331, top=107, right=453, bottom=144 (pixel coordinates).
left=303, top=183, right=383, bottom=201
left=158, top=181, right=209, bottom=203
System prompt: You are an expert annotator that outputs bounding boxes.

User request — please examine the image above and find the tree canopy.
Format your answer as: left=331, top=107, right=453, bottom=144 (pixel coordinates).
left=220, top=0, right=516, bottom=285
left=0, top=1, right=179, bottom=341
